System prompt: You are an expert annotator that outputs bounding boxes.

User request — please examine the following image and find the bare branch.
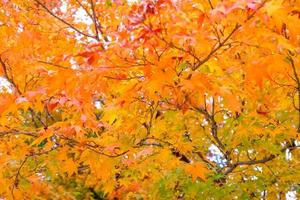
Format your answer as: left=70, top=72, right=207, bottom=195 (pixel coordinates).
left=0, top=55, right=21, bottom=95
left=103, top=75, right=144, bottom=81
left=208, top=0, right=214, bottom=9
left=11, top=147, right=59, bottom=199
left=192, top=0, right=267, bottom=71
left=223, top=155, right=276, bottom=175
left=192, top=23, right=240, bottom=71
left=89, top=0, right=101, bottom=40
left=11, top=157, right=29, bottom=200
left=34, top=0, right=98, bottom=40
left=37, top=60, right=70, bottom=69
left=223, top=144, right=300, bottom=175
left=75, top=0, right=93, bottom=19
left=192, top=104, right=229, bottom=160
left=59, top=135, right=129, bottom=158
left=0, top=130, right=37, bottom=138
left=288, top=56, right=300, bottom=132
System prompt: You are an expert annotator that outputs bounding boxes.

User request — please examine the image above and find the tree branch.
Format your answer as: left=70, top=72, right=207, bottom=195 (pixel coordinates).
left=89, top=0, right=107, bottom=42
left=103, top=75, right=144, bottom=81
left=37, top=60, right=70, bottom=70
left=11, top=157, right=29, bottom=200
left=288, top=56, right=300, bottom=133
left=34, top=0, right=98, bottom=40
left=223, top=155, right=276, bottom=175
left=136, top=136, right=192, bottom=163
left=75, top=0, right=93, bottom=20
left=0, top=130, right=37, bottom=138
left=0, top=55, right=21, bottom=95
left=223, top=144, right=300, bottom=175
left=11, top=147, right=59, bottom=199
left=208, top=0, right=214, bottom=9
left=59, top=135, right=129, bottom=158
left=192, top=0, right=267, bottom=71
left=192, top=101, right=229, bottom=161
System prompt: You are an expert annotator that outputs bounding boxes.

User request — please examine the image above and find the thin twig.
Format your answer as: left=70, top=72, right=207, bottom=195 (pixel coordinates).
left=89, top=0, right=109, bottom=42
left=0, top=56, right=21, bottom=94
left=0, top=130, right=37, bottom=138
left=192, top=0, right=267, bottom=71
left=208, top=0, right=214, bottom=9
left=223, top=144, right=300, bottom=175
left=103, top=75, right=144, bottom=80
left=37, top=60, right=70, bottom=69
left=34, top=0, right=98, bottom=40
left=288, top=56, right=300, bottom=132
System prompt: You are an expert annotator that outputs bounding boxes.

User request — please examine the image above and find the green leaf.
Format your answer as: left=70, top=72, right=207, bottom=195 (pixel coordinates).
left=105, top=0, right=112, bottom=7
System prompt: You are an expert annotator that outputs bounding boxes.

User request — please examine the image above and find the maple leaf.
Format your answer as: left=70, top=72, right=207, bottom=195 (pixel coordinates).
left=0, top=0, right=299, bottom=199
left=185, top=162, right=209, bottom=181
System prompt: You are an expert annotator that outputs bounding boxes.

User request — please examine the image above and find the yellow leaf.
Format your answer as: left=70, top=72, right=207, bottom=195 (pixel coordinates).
left=31, top=129, right=53, bottom=146
left=265, top=0, right=284, bottom=16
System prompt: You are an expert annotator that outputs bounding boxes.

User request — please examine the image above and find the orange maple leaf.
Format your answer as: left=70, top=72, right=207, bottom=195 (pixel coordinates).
left=185, top=162, right=209, bottom=181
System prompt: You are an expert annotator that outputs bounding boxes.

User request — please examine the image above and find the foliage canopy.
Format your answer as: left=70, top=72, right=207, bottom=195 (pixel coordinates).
left=0, top=0, right=300, bottom=199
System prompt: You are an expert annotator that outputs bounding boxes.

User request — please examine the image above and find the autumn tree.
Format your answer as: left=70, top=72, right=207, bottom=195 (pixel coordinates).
left=0, top=0, right=299, bottom=199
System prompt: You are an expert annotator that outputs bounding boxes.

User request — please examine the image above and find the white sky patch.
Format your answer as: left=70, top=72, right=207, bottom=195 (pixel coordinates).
left=60, top=0, right=68, bottom=13
left=73, top=6, right=97, bottom=43
left=208, top=144, right=227, bottom=167
left=17, top=23, right=24, bottom=33
left=94, top=100, right=103, bottom=109
left=128, top=0, right=139, bottom=4
left=254, top=166, right=263, bottom=172
left=286, top=191, right=297, bottom=200
left=70, top=58, right=80, bottom=70
left=286, top=149, right=292, bottom=161
left=74, top=7, right=93, bottom=25
left=0, top=77, right=12, bottom=93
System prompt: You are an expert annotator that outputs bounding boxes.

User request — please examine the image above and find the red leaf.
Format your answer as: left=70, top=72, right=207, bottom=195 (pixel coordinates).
left=198, top=12, right=205, bottom=27
left=47, top=102, right=59, bottom=111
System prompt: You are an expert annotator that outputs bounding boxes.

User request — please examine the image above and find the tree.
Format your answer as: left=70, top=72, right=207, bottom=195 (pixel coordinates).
left=0, top=0, right=299, bottom=199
